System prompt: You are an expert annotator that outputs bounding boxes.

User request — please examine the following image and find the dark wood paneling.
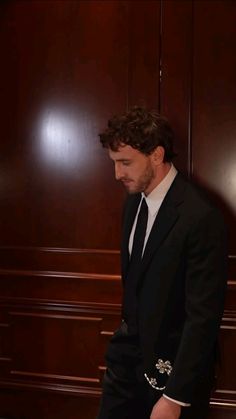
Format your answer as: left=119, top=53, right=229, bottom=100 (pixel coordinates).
left=0, top=280, right=121, bottom=418
left=0, top=0, right=161, bottom=249
left=192, top=0, right=236, bottom=254
left=216, top=322, right=236, bottom=394
left=0, top=0, right=127, bottom=248
left=209, top=405, right=236, bottom=419
left=0, top=246, right=121, bottom=275
left=128, top=0, right=160, bottom=108
left=0, top=389, right=100, bottom=419
left=161, top=1, right=236, bottom=416
left=0, top=273, right=122, bottom=306
left=228, top=257, right=236, bottom=282
left=0, top=0, right=235, bottom=418
left=5, top=304, right=118, bottom=383
left=193, top=1, right=236, bottom=413
left=161, top=0, right=193, bottom=175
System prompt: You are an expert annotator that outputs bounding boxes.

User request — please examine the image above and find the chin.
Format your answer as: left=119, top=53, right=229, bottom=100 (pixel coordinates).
left=126, top=187, right=141, bottom=195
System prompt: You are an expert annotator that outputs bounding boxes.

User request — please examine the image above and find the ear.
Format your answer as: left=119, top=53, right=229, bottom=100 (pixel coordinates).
left=151, top=146, right=165, bottom=165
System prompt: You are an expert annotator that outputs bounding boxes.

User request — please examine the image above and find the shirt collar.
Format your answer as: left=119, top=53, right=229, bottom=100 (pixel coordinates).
left=142, top=164, right=178, bottom=217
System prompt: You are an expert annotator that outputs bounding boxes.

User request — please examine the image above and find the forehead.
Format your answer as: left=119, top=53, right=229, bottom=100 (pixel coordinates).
left=108, top=145, right=143, bottom=161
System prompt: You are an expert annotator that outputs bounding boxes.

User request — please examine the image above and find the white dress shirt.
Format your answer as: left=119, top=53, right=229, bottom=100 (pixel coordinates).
left=129, top=164, right=177, bottom=256
left=129, top=164, right=190, bottom=407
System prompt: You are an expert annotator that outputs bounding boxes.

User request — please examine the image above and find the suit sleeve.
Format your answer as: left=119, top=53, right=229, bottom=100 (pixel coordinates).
left=164, top=208, right=227, bottom=403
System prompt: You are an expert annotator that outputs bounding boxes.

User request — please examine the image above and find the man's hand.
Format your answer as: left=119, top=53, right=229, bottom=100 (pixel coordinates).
left=150, top=396, right=181, bottom=419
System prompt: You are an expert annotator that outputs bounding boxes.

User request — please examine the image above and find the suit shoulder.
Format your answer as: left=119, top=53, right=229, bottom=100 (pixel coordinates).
left=178, top=175, right=225, bottom=227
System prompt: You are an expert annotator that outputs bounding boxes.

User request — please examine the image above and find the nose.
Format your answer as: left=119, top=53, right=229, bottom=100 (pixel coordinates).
left=115, top=163, right=122, bottom=180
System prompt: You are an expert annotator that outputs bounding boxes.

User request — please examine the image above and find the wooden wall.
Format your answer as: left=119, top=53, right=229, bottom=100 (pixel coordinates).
left=0, top=1, right=235, bottom=418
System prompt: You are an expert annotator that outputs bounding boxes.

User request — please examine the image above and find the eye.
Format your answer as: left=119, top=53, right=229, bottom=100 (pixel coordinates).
left=122, top=160, right=131, bottom=166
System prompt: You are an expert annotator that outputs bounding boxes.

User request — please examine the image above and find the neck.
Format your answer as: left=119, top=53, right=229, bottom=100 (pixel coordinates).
left=144, top=162, right=171, bottom=196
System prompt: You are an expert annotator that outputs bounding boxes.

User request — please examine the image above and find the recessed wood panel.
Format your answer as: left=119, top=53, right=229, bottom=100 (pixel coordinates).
left=128, top=0, right=160, bottom=108
left=0, top=0, right=161, bottom=249
left=216, top=325, right=236, bottom=393
left=209, top=404, right=236, bottom=419
left=0, top=247, right=121, bottom=275
left=0, top=389, right=100, bottom=419
left=161, top=0, right=193, bottom=175
left=10, top=311, right=101, bottom=379
left=0, top=323, right=10, bottom=360
left=192, top=0, right=236, bottom=254
left=0, top=300, right=120, bottom=388
left=0, top=272, right=122, bottom=305
left=0, top=0, right=127, bottom=249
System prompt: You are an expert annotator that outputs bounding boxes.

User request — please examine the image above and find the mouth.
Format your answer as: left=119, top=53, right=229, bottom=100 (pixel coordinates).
left=122, top=179, right=132, bottom=186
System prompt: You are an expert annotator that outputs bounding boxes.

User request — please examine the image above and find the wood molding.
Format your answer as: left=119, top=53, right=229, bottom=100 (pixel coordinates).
left=0, top=246, right=121, bottom=275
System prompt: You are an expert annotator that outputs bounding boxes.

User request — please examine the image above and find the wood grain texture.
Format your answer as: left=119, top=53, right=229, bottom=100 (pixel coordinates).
left=191, top=0, right=236, bottom=254
left=160, top=0, right=193, bottom=175
left=0, top=0, right=127, bottom=248
left=0, top=0, right=235, bottom=418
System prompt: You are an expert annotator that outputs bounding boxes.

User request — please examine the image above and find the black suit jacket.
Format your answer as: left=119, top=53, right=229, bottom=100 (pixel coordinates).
left=120, top=173, right=227, bottom=404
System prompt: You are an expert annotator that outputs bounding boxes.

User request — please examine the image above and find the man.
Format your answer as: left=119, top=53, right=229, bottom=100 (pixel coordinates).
left=97, top=106, right=227, bottom=419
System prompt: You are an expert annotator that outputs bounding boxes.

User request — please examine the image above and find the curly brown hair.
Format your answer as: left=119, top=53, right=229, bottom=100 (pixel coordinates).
left=99, top=106, right=176, bottom=162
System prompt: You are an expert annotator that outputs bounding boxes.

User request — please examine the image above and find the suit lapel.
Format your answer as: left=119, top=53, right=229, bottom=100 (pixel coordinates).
left=121, top=193, right=141, bottom=282
left=140, top=173, right=186, bottom=278
left=121, top=173, right=187, bottom=283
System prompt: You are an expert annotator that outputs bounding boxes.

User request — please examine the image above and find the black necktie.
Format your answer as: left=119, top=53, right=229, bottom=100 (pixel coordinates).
left=129, top=198, right=148, bottom=267
left=123, top=198, right=148, bottom=330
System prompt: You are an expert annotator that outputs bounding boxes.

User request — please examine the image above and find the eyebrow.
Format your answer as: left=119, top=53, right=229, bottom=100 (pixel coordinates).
left=113, top=158, right=131, bottom=162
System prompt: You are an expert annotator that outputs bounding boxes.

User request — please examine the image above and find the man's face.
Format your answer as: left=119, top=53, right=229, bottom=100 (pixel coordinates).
left=108, top=145, right=156, bottom=195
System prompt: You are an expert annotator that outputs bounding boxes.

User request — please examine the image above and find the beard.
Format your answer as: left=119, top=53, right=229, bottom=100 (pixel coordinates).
left=123, top=164, right=155, bottom=195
